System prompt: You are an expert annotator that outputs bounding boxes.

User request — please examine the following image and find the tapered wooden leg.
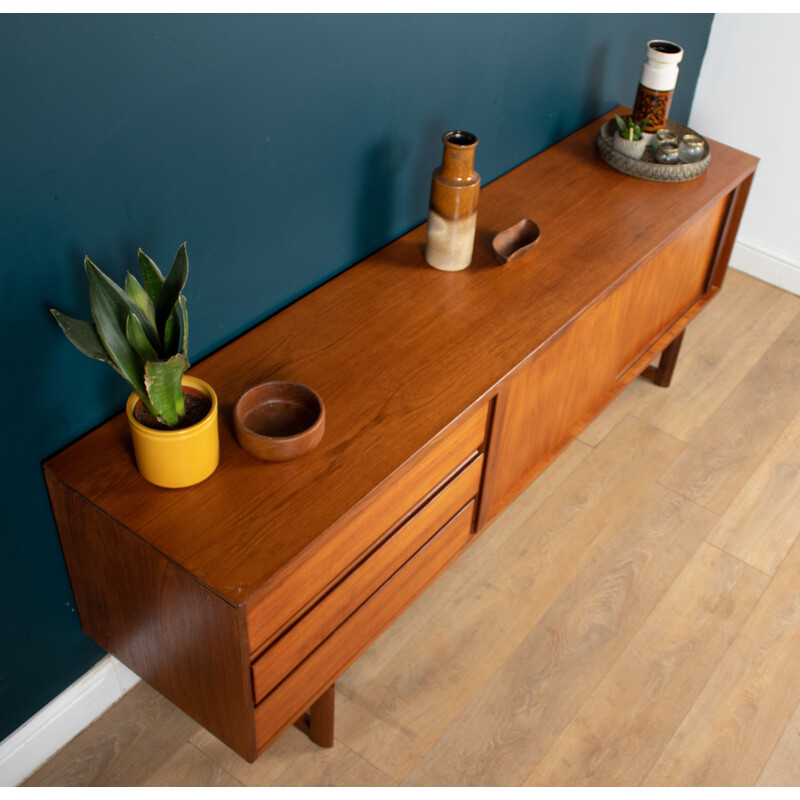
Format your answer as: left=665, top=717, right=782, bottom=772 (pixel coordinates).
left=643, top=330, right=685, bottom=388
left=293, top=684, right=335, bottom=747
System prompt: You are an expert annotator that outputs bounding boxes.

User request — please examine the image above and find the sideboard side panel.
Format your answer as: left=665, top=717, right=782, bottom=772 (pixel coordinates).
left=706, top=172, right=755, bottom=293
left=44, top=471, right=256, bottom=761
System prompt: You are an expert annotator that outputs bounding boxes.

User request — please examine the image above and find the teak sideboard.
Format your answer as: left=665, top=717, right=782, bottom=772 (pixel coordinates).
left=44, top=108, right=758, bottom=762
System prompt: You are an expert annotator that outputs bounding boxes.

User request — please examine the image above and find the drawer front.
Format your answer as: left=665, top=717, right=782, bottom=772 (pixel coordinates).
left=253, top=500, right=475, bottom=752
left=252, top=454, right=483, bottom=702
left=246, top=402, right=488, bottom=654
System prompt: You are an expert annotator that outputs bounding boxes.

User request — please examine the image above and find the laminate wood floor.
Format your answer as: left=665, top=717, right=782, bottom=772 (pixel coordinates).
left=24, top=269, right=800, bottom=787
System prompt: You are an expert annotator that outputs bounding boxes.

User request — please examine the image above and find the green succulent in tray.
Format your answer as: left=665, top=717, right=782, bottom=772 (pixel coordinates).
left=51, top=243, right=191, bottom=428
left=615, top=114, right=650, bottom=141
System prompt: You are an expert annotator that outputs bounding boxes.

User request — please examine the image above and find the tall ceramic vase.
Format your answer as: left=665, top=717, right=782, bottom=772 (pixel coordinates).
left=632, top=40, right=684, bottom=134
left=425, top=130, right=480, bottom=272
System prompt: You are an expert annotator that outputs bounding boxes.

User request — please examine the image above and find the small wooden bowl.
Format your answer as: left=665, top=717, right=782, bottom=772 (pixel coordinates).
left=492, top=219, right=541, bottom=264
left=234, top=381, right=325, bottom=462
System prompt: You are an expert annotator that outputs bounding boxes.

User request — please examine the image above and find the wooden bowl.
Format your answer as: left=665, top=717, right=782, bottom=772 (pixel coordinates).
left=234, top=381, right=325, bottom=462
left=492, top=219, right=541, bottom=264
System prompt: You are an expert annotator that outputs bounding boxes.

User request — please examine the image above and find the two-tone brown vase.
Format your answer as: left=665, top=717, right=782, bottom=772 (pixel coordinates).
left=425, top=130, right=480, bottom=271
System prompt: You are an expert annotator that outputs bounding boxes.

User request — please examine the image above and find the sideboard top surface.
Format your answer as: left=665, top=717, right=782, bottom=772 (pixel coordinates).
left=45, top=107, right=758, bottom=607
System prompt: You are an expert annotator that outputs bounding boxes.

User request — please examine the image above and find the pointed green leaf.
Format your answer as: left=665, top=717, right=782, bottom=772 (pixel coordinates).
left=163, top=305, right=181, bottom=356
left=51, top=309, right=129, bottom=383
left=138, top=249, right=165, bottom=306
left=87, top=257, right=160, bottom=348
left=51, top=309, right=110, bottom=362
left=125, top=272, right=156, bottom=326
left=155, top=243, right=189, bottom=343
left=126, top=312, right=159, bottom=363
left=163, top=294, right=188, bottom=358
left=85, top=257, right=148, bottom=398
left=178, top=295, right=189, bottom=358
left=144, top=354, right=188, bottom=427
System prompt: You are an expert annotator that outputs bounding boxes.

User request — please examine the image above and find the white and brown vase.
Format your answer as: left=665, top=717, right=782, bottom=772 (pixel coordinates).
left=425, top=130, right=480, bottom=272
left=632, top=40, right=684, bottom=134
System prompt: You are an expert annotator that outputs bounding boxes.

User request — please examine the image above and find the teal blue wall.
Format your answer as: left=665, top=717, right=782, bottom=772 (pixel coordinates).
left=0, top=13, right=713, bottom=741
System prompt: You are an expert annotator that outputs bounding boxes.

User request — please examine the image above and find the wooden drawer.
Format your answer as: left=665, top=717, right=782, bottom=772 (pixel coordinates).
left=245, top=402, right=488, bottom=654
left=252, top=454, right=483, bottom=702
left=253, top=500, right=475, bottom=751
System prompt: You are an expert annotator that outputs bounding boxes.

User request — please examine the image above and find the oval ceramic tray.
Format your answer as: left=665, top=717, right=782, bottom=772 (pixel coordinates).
left=596, top=118, right=710, bottom=182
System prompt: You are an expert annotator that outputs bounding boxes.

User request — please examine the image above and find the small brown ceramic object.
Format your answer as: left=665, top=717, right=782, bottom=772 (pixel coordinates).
left=492, top=219, right=541, bottom=264
left=234, top=381, right=325, bottom=462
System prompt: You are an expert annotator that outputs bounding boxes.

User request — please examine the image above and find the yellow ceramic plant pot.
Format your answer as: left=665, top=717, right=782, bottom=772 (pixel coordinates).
left=125, top=375, right=219, bottom=489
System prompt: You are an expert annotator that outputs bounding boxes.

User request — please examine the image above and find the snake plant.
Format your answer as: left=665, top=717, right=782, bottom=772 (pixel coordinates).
left=51, top=243, right=191, bottom=428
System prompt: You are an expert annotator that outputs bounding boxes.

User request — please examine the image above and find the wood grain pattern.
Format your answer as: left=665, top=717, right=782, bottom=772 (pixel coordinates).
left=756, top=697, right=800, bottom=786
left=43, top=473, right=256, bottom=761
left=483, top=284, right=621, bottom=520
left=483, top=195, right=725, bottom=522
left=401, top=482, right=717, bottom=786
left=525, top=542, right=767, bottom=786
left=335, top=416, right=685, bottom=781
left=333, top=437, right=594, bottom=725
left=613, top=194, right=728, bottom=377
left=474, top=437, right=593, bottom=560
left=253, top=503, right=475, bottom=752
left=293, top=685, right=336, bottom=747
left=43, top=107, right=757, bottom=611
left=246, top=402, right=487, bottom=654
left=642, top=329, right=684, bottom=387
left=39, top=108, right=758, bottom=768
left=660, top=310, right=800, bottom=514
left=644, top=528, right=800, bottom=786
left=707, top=405, right=800, bottom=575
left=578, top=268, right=800, bottom=448
left=705, top=172, right=755, bottom=292
left=252, top=456, right=483, bottom=701
left=22, top=682, right=200, bottom=787
left=143, top=743, right=244, bottom=787
left=189, top=717, right=396, bottom=787
left=27, top=274, right=800, bottom=789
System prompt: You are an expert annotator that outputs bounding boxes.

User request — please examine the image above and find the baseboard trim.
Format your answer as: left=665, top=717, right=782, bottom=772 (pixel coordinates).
left=0, top=656, right=140, bottom=786
left=730, top=238, right=800, bottom=296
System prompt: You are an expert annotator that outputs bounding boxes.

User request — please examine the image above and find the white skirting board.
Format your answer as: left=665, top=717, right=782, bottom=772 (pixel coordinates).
left=730, top=238, right=800, bottom=297
left=0, top=656, right=140, bottom=787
